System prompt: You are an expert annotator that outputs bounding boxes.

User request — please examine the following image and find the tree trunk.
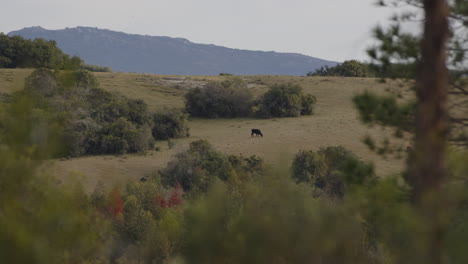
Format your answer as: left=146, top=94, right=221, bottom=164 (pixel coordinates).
left=411, top=0, right=449, bottom=263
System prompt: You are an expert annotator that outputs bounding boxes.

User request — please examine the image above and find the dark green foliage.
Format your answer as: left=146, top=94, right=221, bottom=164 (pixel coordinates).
left=160, top=140, right=234, bottom=193
left=185, top=80, right=316, bottom=119
left=81, top=64, right=112, bottom=72
left=0, top=93, right=13, bottom=104
left=301, top=93, right=317, bottom=115
left=152, top=108, right=189, bottom=140
left=184, top=175, right=371, bottom=264
left=19, top=68, right=154, bottom=156
left=0, top=33, right=83, bottom=70
left=228, top=154, right=264, bottom=178
left=353, top=91, right=415, bottom=131
left=367, top=1, right=468, bottom=148
left=362, top=135, right=376, bottom=151
left=91, top=177, right=185, bottom=263
left=185, top=78, right=253, bottom=118
left=0, top=98, right=109, bottom=263
left=25, top=68, right=58, bottom=93
left=307, top=60, right=373, bottom=77
left=255, top=83, right=317, bottom=118
left=365, top=12, right=427, bottom=79
left=160, top=140, right=265, bottom=194
left=93, top=117, right=152, bottom=155
left=292, top=146, right=376, bottom=198
left=3, top=98, right=468, bottom=263
left=369, top=62, right=418, bottom=79
left=366, top=24, right=420, bottom=80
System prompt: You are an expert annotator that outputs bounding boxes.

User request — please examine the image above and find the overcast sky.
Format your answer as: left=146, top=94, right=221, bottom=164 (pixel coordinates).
left=1, top=0, right=396, bottom=62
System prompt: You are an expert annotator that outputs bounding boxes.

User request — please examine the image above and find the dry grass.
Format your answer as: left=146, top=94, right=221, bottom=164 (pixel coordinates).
left=0, top=68, right=33, bottom=93
left=0, top=69, right=410, bottom=191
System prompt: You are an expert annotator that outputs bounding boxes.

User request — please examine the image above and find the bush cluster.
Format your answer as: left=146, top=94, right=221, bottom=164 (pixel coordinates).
left=160, top=139, right=264, bottom=194
left=151, top=108, right=190, bottom=140
left=4, top=103, right=468, bottom=264
left=185, top=78, right=253, bottom=118
left=307, top=60, right=372, bottom=77
left=255, top=83, right=317, bottom=118
left=81, top=64, right=112, bottom=72
left=0, top=33, right=83, bottom=70
left=185, top=80, right=317, bottom=119
left=90, top=178, right=185, bottom=263
left=292, top=146, right=376, bottom=198
left=18, top=69, right=189, bottom=156
left=86, top=141, right=266, bottom=263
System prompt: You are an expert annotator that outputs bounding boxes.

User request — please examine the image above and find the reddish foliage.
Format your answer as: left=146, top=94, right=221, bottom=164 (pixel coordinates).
left=154, top=185, right=184, bottom=209
left=108, top=188, right=124, bottom=217
left=168, top=185, right=184, bottom=207
left=158, top=194, right=167, bottom=208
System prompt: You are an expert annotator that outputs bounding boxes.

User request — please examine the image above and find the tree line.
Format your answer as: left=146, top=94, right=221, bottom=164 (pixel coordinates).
left=0, top=33, right=112, bottom=72
left=0, top=33, right=82, bottom=70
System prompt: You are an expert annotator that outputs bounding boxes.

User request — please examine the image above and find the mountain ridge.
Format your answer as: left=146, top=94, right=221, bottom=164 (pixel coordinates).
left=8, top=26, right=337, bottom=76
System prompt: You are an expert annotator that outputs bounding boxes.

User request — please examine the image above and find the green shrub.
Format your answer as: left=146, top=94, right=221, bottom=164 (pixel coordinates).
left=255, top=83, right=317, bottom=118
left=228, top=154, right=265, bottom=181
left=92, top=177, right=185, bottom=264
left=0, top=98, right=109, bottom=263
left=152, top=108, right=189, bottom=140
left=184, top=175, right=370, bottom=263
left=353, top=91, right=415, bottom=131
left=0, top=93, right=13, bottom=103
left=160, top=140, right=233, bottom=193
left=0, top=33, right=83, bottom=70
left=20, top=69, right=154, bottom=156
left=24, top=68, right=60, bottom=98
left=81, top=64, right=112, bottom=72
left=301, top=93, right=317, bottom=115
left=185, top=78, right=253, bottom=118
left=92, top=117, right=152, bottom=154
left=160, top=140, right=265, bottom=194
left=292, top=146, right=376, bottom=198
left=307, top=60, right=372, bottom=77
left=362, top=135, right=376, bottom=151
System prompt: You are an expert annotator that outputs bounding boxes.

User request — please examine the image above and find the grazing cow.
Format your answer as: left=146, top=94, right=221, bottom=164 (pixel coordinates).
left=251, top=129, right=263, bottom=137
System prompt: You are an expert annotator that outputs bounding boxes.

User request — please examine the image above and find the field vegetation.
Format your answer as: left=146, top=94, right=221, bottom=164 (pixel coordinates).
left=1, top=1, right=467, bottom=262
left=0, top=68, right=412, bottom=189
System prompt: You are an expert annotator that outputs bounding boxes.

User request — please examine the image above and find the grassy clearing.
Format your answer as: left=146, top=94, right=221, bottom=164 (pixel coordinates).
left=0, top=69, right=410, bottom=191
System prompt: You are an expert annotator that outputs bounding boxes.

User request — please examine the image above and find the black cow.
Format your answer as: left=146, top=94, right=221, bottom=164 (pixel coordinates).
left=251, top=129, right=263, bottom=137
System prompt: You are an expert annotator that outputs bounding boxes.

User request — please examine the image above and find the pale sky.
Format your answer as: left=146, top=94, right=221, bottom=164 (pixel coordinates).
left=1, top=0, right=396, bottom=62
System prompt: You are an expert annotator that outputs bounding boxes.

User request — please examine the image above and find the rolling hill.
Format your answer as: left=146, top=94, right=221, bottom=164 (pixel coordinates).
left=0, top=69, right=410, bottom=190
left=8, top=26, right=337, bottom=76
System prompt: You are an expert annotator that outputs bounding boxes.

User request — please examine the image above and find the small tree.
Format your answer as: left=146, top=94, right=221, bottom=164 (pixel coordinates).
left=185, top=78, right=253, bottom=118
left=159, top=140, right=234, bottom=193
left=292, top=146, right=376, bottom=198
left=152, top=108, right=189, bottom=140
left=307, top=60, right=372, bottom=77
left=255, top=83, right=316, bottom=118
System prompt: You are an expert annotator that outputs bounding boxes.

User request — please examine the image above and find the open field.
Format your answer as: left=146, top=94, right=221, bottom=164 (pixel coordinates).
left=0, top=69, right=411, bottom=191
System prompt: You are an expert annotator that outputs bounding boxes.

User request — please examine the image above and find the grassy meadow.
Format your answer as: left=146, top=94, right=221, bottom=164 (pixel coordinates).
left=0, top=69, right=411, bottom=191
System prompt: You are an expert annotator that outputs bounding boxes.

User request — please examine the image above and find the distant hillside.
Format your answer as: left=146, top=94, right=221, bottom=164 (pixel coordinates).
left=8, top=26, right=337, bottom=76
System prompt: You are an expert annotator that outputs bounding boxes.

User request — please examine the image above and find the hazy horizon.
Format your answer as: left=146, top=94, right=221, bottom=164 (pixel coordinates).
left=1, top=0, right=396, bottom=62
